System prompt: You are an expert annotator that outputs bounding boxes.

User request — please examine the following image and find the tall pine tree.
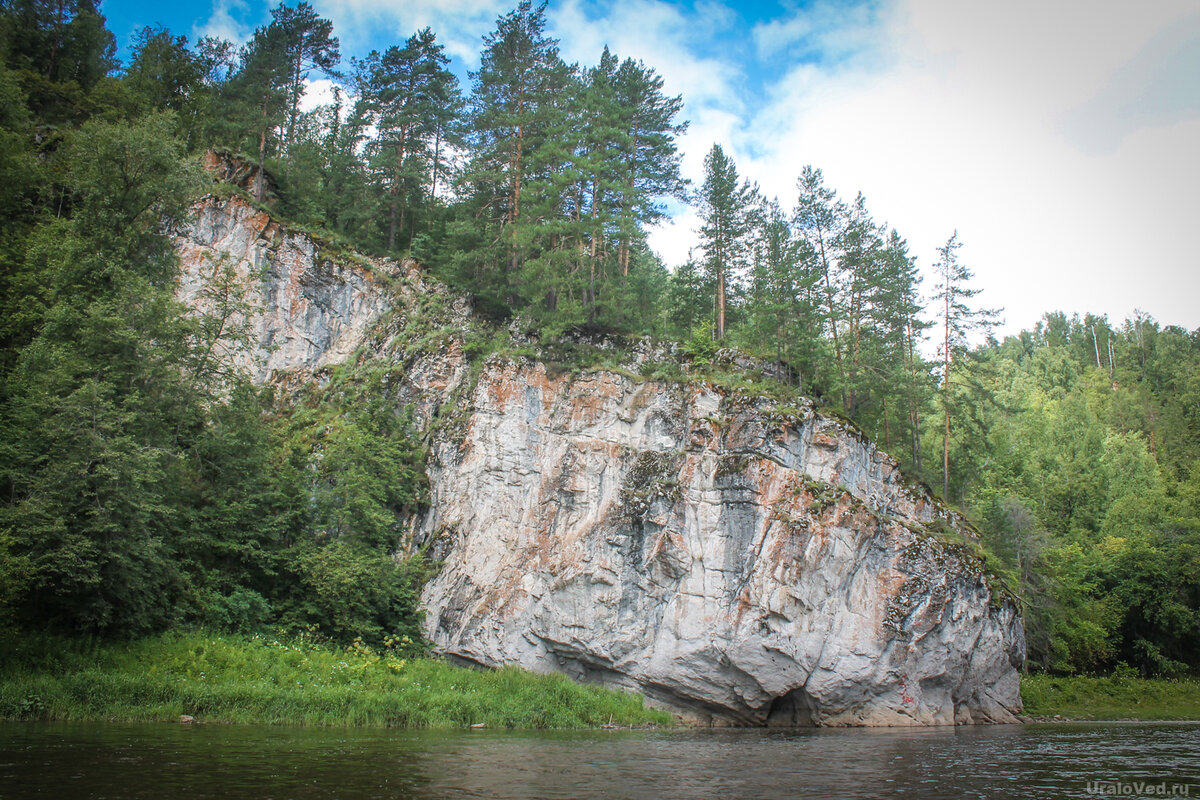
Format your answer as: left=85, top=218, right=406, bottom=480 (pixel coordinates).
left=698, top=144, right=755, bottom=340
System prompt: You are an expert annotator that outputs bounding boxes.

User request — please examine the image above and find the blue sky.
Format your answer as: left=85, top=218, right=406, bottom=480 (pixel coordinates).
left=98, top=0, right=1200, bottom=337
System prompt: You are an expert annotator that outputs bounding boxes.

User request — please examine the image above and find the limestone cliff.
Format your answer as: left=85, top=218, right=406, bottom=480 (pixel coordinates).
left=176, top=195, right=393, bottom=382
left=175, top=193, right=1025, bottom=726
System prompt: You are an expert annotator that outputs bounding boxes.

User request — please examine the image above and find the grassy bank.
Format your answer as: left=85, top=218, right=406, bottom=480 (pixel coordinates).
left=0, top=631, right=672, bottom=729
left=1021, top=674, right=1200, bottom=721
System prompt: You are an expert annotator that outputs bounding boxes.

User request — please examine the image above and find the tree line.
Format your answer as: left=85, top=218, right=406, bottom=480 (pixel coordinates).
left=0, top=0, right=1195, bottom=676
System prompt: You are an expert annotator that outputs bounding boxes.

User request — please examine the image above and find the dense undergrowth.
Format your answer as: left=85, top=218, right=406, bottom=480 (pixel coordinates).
left=0, top=631, right=672, bottom=729
left=1020, top=673, right=1200, bottom=721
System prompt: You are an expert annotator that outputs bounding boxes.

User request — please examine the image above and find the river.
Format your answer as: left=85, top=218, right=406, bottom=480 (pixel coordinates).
left=2, top=721, right=1198, bottom=799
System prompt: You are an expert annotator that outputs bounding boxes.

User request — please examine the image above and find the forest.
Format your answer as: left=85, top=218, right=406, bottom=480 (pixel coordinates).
left=0, top=0, right=1196, bottom=679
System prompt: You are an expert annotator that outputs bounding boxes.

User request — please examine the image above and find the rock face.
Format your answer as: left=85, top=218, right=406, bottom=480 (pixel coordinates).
left=174, top=196, right=1025, bottom=726
left=175, top=194, right=392, bottom=382
left=417, top=360, right=1024, bottom=725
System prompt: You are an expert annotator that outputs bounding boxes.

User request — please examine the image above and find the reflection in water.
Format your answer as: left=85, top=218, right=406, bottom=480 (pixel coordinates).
left=2, top=721, right=1198, bottom=799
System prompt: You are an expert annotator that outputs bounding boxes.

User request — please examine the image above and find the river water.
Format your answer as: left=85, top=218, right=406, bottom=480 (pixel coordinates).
left=2, top=721, right=1198, bottom=799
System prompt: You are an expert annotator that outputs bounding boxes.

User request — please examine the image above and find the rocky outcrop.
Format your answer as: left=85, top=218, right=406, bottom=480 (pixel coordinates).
left=201, top=149, right=278, bottom=202
left=175, top=195, right=393, bottom=382
left=174, top=195, right=1025, bottom=726
left=416, top=360, right=1024, bottom=726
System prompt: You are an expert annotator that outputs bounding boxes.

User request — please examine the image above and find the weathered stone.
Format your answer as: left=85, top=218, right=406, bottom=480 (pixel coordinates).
left=416, top=361, right=1024, bottom=726
left=175, top=195, right=392, bottom=382
left=201, top=149, right=278, bottom=202
left=174, top=196, right=1025, bottom=727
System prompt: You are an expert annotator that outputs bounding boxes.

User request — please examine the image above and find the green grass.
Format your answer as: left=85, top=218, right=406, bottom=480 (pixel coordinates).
left=0, top=631, right=672, bottom=729
left=1021, top=673, right=1200, bottom=720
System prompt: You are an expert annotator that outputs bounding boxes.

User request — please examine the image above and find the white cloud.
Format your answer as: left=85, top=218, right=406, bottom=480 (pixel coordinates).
left=546, top=0, right=750, bottom=266
left=646, top=207, right=701, bottom=269
left=313, top=0, right=510, bottom=65
left=194, top=0, right=256, bottom=44
left=548, top=0, right=742, bottom=109
left=298, top=78, right=341, bottom=112
left=752, top=0, right=880, bottom=64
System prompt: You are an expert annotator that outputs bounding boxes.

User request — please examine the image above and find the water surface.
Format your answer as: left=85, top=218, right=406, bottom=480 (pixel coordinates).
left=2, top=721, right=1198, bottom=799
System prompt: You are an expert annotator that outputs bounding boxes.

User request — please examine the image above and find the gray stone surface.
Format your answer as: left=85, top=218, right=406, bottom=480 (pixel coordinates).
left=175, top=195, right=391, bottom=382
left=416, top=360, right=1025, bottom=725
left=175, top=195, right=1026, bottom=726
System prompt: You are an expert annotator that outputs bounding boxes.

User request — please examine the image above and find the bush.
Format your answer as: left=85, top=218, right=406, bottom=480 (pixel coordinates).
left=278, top=541, right=428, bottom=648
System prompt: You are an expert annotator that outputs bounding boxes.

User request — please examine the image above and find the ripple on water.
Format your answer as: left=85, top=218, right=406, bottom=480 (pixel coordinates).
left=1, top=722, right=1198, bottom=800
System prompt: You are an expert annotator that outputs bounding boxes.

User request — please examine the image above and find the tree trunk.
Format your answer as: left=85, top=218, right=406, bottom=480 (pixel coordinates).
left=256, top=126, right=267, bottom=203
left=285, top=52, right=303, bottom=180
left=907, top=317, right=922, bottom=471
left=48, top=0, right=65, bottom=79
left=716, top=263, right=726, bottom=340
left=510, top=121, right=524, bottom=276
left=620, top=125, right=640, bottom=277
left=942, top=288, right=951, bottom=500
left=816, top=225, right=846, bottom=407
left=883, top=397, right=891, bottom=451
left=848, top=285, right=862, bottom=415
left=943, top=394, right=951, bottom=501
left=429, top=126, right=441, bottom=203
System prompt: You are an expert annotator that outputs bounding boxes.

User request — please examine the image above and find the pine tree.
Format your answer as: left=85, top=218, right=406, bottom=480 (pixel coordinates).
left=356, top=28, right=460, bottom=251
left=745, top=198, right=823, bottom=390
left=794, top=165, right=849, bottom=405
left=698, top=144, right=755, bottom=340
left=839, top=193, right=885, bottom=417
left=225, top=23, right=289, bottom=200
left=0, top=0, right=115, bottom=120
left=611, top=55, right=687, bottom=277
left=467, top=0, right=568, bottom=300
left=574, top=50, right=621, bottom=323
left=876, top=229, right=931, bottom=462
left=268, top=2, right=339, bottom=171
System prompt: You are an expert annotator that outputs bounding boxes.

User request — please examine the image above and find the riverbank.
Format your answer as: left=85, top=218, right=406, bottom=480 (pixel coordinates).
left=0, top=631, right=671, bottom=728
left=1020, top=674, right=1200, bottom=721
left=4, top=631, right=1198, bottom=727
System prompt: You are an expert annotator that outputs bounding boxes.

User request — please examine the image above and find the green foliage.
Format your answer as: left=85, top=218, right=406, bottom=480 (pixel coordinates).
left=697, top=143, right=756, bottom=340
left=0, top=114, right=205, bottom=634
left=681, top=319, right=719, bottom=365
left=965, top=312, right=1200, bottom=676
left=0, top=630, right=673, bottom=728
left=280, top=542, right=428, bottom=647
left=0, top=97, right=430, bottom=646
left=353, top=28, right=462, bottom=252
left=0, top=0, right=116, bottom=122
left=1021, top=673, right=1200, bottom=720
